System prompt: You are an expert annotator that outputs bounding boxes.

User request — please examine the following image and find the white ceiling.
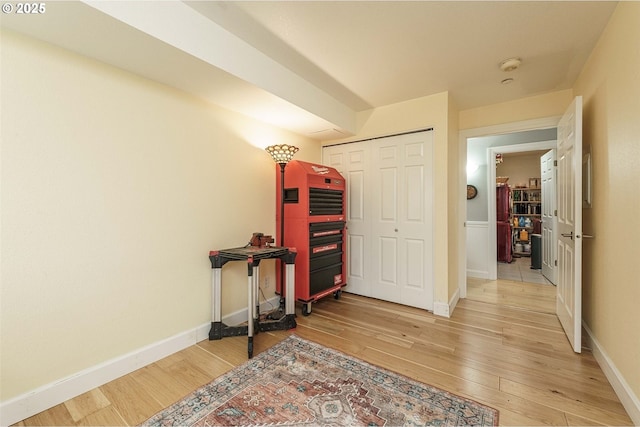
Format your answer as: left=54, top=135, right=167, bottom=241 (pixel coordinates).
left=1, top=1, right=617, bottom=140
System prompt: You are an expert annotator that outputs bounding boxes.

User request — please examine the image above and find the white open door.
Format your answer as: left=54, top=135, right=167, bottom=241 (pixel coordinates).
left=556, top=96, right=583, bottom=353
left=541, top=149, right=557, bottom=285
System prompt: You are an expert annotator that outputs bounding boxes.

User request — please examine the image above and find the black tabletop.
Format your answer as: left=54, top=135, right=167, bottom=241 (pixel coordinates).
left=213, top=246, right=290, bottom=261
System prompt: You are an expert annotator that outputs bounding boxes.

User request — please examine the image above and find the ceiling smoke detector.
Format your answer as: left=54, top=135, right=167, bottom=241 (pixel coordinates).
left=499, top=57, right=522, bottom=72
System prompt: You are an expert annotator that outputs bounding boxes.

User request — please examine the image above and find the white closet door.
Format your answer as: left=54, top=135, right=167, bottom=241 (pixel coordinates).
left=371, top=132, right=434, bottom=310
left=323, top=142, right=371, bottom=297
left=323, top=130, right=434, bottom=311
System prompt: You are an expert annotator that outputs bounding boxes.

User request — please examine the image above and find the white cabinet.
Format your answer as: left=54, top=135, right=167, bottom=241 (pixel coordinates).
left=322, top=130, right=434, bottom=311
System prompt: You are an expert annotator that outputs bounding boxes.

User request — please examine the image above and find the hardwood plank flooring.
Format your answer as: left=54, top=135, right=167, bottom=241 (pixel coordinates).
left=14, top=278, right=633, bottom=426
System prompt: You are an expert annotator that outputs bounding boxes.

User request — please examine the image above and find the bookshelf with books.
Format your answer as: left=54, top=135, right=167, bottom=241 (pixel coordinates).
left=510, top=179, right=541, bottom=256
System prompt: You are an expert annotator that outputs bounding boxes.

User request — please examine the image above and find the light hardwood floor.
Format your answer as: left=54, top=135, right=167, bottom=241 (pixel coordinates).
left=15, top=278, right=633, bottom=426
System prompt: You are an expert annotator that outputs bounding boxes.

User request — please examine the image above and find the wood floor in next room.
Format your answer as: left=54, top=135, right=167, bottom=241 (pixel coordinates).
left=15, top=280, right=632, bottom=426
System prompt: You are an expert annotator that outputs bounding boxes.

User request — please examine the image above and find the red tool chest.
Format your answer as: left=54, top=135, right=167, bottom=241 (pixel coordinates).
left=276, top=160, right=347, bottom=315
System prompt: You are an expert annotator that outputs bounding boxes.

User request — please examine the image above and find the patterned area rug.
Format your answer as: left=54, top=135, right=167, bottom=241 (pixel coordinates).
left=142, top=335, right=498, bottom=426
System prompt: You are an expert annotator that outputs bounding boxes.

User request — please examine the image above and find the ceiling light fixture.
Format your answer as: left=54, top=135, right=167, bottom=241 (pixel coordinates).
left=499, top=57, right=521, bottom=72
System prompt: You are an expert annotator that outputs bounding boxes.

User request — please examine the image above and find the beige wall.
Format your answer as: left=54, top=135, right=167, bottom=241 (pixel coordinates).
left=496, top=152, right=546, bottom=189
left=572, top=2, right=640, bottom=401
left=0, top=31, right=319, bottom=400
left=447, top=95, right=460, bottom=303
left=326, top=91, right=456, bottom=308
left=459, top=89, right=573, bottom=131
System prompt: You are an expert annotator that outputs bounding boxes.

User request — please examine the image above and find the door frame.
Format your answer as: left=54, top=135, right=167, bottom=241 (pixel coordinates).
left=487, top=140, right=557, bottom=278
left=458, top=117, right=561, bottom=297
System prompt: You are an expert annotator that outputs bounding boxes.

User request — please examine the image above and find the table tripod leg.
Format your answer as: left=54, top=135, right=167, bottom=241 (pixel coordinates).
left=247, top=272, right=254, bottom=358
left=253, top=265, right=260, bottom=325
left=209, top=267, right=222, bottom=340
left=285, top=262, right=295, bottom=316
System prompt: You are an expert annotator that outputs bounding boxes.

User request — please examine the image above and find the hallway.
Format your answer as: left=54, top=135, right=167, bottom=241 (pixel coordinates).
left=466, top=275, right=556, bottom=314
left=469, top=257, right=555, bottom=315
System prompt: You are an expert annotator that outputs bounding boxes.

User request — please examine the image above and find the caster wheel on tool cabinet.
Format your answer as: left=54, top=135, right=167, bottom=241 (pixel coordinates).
left=334, top=290, right=342, bottom=299
left=301, top=303, right=312, bottom=316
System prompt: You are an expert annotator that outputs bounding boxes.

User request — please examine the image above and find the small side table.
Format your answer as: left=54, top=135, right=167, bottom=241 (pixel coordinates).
left=208, top=246, right=297, bottom=358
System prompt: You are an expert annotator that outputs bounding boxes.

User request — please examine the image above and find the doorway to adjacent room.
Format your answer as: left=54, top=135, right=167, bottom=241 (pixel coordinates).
left=495, top=150, right=555, bottom=285
left=464, top=126, right=556, bottom=284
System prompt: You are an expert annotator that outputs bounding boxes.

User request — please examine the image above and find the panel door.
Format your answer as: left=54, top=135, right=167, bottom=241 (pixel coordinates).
left=323, top=142, right=371, bottom=297
left=541, top=149, right=558, bottom=285
left=370, top=131, right=434, bottom=310
left=556, top=96, right=583, bottom=353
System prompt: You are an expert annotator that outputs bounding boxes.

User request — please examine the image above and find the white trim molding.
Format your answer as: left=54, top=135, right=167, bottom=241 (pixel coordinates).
left=0, top=296, right=281, bottom=426
left=0, top=324, right=207, bottom=426
left=466, top=221, right=490, bottom=279
left=458, top=116, right=561, bottom=301
left=583, top=322, right=640, bottom=425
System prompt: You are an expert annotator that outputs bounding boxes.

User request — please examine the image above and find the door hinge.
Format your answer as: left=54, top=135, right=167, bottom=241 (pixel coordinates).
left=554, top=209, right=558, bottom=216
left=555, top=260, right=558, bottom=266
left=554, top=160, right=558, bottom=166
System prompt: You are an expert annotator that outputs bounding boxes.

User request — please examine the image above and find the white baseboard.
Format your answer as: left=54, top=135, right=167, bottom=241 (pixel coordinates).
left=583, top=323, right=640, bottom=425
left=433, top=288, right=460, bottom=318
left=466, top=269, right=490, bottom=279
left=0, top=296, right=281, bottom=426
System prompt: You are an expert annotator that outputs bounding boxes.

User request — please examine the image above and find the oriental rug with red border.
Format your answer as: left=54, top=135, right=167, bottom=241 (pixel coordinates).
left=142, top=335, right=498, bottom=426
